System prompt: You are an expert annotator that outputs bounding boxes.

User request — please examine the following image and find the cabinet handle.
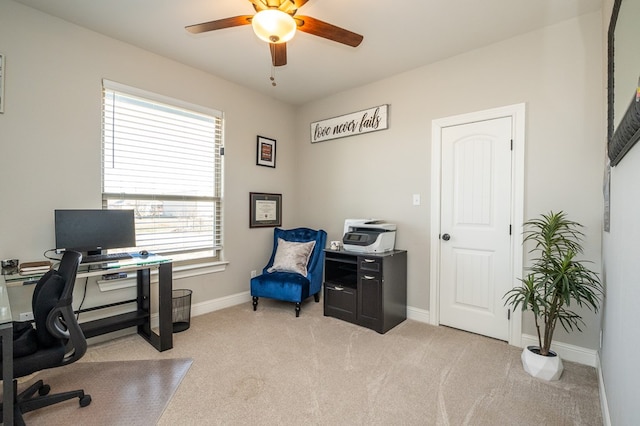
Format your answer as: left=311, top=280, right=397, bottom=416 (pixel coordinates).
left=363, top=259, right=375, bottom=263
left=363, top=275, right=375, bottom=280
left=331, top=285, right=344, bottom=291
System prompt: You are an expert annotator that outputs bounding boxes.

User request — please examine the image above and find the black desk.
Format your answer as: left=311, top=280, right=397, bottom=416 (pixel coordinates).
left=1, top=276, right=14, bottom=425
left=4, top=255, right=174, bottom=352
left=75, top=255, right=173, bottom=352
left=0, top=255, right=172, bottom=424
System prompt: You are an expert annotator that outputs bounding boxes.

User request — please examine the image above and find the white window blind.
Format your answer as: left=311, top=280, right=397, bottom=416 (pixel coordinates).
left=102, top=80, right=223, bottom=257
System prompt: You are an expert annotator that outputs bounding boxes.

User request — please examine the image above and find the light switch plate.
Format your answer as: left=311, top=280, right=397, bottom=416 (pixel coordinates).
left=412, top=194, right=421, bottom=206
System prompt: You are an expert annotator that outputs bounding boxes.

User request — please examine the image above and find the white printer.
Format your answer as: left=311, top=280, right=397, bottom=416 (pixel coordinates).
left=342, top=219, right=396, bottom=253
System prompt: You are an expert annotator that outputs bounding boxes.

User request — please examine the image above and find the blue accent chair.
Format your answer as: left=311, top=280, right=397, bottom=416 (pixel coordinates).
left=251, top=227, right=327, bottom=317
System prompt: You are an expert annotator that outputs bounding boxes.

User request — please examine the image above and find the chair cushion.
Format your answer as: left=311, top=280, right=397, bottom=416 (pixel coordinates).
left=251, top=271, right=311, bottom=303
left=0, top=326, right=65, bottom=377
left=0, top=322, right=38, bottom=361
left=11, top=342, right=66, bottom=378
left=267, top=238, right=316, bottom=276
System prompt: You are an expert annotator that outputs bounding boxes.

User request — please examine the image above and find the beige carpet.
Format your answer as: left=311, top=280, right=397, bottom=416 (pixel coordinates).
left=11, top=299, right=601, bottom=425
left=15, top=358, right=192, bottom=425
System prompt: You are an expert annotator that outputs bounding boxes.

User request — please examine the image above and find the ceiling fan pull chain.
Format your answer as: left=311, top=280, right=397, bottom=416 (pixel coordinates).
left=270, top=65, right=277, bottom=86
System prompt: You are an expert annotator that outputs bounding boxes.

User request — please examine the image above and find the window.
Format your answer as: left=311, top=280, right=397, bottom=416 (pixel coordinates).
left=102, top=80, right=223, bottom=259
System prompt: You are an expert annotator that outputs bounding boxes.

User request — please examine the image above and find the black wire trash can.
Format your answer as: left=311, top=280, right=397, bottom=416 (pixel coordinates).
left=172, top=289, right=192, bottom=333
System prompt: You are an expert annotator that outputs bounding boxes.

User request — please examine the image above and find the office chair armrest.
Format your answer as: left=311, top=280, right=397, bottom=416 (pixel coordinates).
left=46, top=304, right=87, bottom=363
left=46, top=306, right=71, bottom=340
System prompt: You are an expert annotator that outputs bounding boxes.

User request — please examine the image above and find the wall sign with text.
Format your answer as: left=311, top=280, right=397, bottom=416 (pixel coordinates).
left=310, top=104, right=389, bottom=143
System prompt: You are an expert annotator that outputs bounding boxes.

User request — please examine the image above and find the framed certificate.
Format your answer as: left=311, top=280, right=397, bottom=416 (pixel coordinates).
left=249, top=192, right=282, bottom=228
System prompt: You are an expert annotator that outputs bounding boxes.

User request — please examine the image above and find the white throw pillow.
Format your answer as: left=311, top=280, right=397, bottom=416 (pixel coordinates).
left=267, top=238, right=316, bottom=276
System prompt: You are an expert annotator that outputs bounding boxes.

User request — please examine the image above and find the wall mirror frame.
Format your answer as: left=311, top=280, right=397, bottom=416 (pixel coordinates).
left=608, top=0, right=640, bottom=166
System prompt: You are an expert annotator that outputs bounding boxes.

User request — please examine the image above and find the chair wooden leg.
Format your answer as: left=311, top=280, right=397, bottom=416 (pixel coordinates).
left=295, top=303, right=301, bottom=317
left=252, top=296, right=258, bottom=311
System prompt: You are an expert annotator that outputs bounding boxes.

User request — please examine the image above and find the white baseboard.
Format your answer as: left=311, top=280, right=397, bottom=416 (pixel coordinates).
left=407, top=305, right=430, bottom=323
left=190, top=298, right=432, bottom=325
left=403, top=307, right=598, bottom=368
left=191, top=291, right=252, bottom=317
left=521, top=334, right=597, bottom=367
left=597, top=352, right=611, bottom=426
left=189, top=298, right=433, bottom=323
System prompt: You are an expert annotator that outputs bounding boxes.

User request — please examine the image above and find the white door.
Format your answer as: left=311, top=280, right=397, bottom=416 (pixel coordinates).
left=438, top=116, right=513, bottom=341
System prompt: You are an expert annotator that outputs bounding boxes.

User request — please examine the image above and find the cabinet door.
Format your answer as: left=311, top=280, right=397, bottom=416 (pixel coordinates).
left=357, top=272, right=382, bottom=329
left=324, top=282, right=357, bottom=322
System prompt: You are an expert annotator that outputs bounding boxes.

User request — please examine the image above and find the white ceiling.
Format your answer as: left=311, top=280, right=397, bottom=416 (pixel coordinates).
left=13, top=0, right=602, bottom=105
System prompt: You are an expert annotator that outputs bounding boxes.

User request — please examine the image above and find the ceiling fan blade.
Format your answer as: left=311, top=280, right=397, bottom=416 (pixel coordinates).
left=248, top=0, right=270, bottom=12
left=295, top=15, right=363, bottom=47
left=252, top=0, right=297, bottom=13
left=270, top=43, right=287, bottom=66
left=185, top=15, right=253, bottom=34
left=292, top=0, right=309, bottom=8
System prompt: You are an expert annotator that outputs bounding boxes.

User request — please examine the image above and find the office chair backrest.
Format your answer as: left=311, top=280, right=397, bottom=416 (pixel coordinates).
left=32, top=269, right=67, bottom=348
left=32, top=251, right=87, bottom=363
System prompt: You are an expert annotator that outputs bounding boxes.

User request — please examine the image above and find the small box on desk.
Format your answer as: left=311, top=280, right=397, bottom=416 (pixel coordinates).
left=101, top=272, right=128, bottom=281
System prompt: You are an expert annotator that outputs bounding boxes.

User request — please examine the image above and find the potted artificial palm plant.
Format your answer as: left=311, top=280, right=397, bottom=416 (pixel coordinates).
left=504, top=211, right=603, bottom=380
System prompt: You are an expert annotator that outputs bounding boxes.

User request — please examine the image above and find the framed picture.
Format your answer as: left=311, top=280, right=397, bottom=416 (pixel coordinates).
left=249, top=192, right=282, bottom=228
left=256, top=136, right=276, bottom=168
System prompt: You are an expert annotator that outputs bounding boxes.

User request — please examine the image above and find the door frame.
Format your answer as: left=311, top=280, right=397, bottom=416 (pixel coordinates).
left=429, top=103, right=525, bottom=347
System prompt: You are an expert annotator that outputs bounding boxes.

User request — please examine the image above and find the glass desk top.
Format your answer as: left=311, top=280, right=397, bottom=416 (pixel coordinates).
left=2, top=254, right=171, bottom=284
left=0, top=275, right=13, bottom=325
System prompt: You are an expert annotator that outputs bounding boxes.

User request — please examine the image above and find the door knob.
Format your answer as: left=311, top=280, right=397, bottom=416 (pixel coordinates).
left=442, top=233, right=451, bottom=241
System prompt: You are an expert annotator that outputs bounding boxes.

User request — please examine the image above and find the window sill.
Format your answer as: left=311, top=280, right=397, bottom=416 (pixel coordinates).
left=168, top=251, right=228, bottom=279
left=173, top=259, right=229, bottom=280
left=97, top=257, right=228, bottom=292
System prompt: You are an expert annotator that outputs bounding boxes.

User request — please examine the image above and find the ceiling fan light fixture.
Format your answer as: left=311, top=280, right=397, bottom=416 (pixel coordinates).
left=252, top=9, right=296, bottom=44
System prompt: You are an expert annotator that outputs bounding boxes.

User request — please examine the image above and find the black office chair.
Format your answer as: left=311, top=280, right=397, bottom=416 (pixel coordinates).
left=0, top=250, right=91, bottom=425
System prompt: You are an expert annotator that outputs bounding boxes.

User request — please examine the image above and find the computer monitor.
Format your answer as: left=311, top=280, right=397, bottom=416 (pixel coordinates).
left=54, top=209, right=136, bottom=255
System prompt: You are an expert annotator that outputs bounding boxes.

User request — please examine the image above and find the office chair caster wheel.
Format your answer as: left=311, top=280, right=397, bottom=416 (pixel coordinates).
left=80, top=394, right=92, bottom=407
left=39, top=384, right=51, bottom=396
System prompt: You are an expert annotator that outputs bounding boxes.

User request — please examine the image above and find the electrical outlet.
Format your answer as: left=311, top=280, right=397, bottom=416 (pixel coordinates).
left=250, top=270, right=257, bottom=278
left=19, top=312, right=34, bottom=321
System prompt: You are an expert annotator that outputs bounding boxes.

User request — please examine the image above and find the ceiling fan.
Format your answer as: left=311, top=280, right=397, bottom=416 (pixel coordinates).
left=185, top=0, right=364, bottom=67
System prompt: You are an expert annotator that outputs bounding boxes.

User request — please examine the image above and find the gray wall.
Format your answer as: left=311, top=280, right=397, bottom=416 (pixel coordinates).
left=0, top=0, right=608, bottom=373
left=601, top=0, right=639, bottom=423
left=295, top=11, right=605, bottom=351
left=0, top=0, right=299, bottom=314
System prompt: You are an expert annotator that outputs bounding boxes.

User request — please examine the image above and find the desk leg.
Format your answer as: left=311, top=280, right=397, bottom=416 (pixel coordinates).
left=136, top=264, right=173, bottom=352
left=157, top=262, right=173, bottom=351
left=1, top=325, right=14, bottom=425
left=137, top=268, right=152, bottom=339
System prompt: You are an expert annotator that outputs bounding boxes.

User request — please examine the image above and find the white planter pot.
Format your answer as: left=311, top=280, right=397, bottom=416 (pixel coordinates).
left=521, top=346, right=563, bottom=381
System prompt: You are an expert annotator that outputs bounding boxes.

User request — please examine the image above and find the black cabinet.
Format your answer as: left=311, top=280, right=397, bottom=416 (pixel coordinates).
left=324, top=249, right=407, bottom=334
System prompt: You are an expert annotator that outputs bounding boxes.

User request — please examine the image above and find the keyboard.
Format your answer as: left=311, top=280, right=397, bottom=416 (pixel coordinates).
left=81, top=252, right=133, bottom=264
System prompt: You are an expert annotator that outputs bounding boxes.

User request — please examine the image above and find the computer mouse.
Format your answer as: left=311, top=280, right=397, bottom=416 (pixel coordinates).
left=139, top=250, right=149, bottom=256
